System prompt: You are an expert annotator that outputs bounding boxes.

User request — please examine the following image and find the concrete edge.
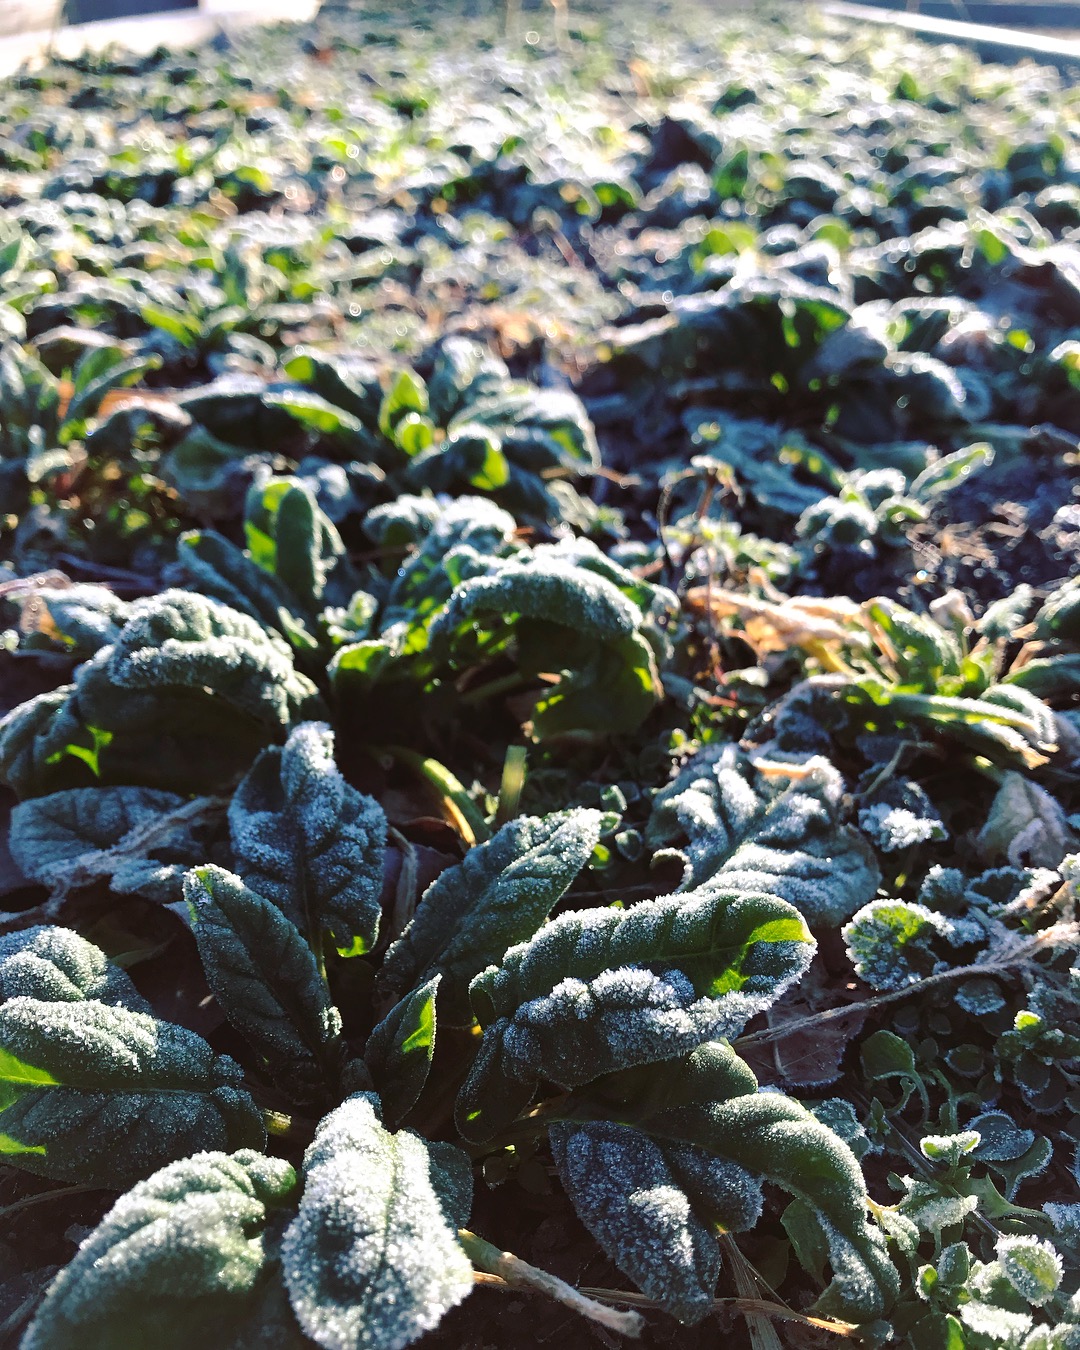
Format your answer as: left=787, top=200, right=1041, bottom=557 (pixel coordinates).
left=822, top=1, right=1080, bottom=73
left=0, top=0, right=319, bottom=80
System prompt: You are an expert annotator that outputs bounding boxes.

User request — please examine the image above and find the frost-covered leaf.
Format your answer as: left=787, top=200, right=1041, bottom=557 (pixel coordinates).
left=969, top=1112, right=1036, bottom=1163
left=16, top=583, right=130, bottom=657
left=857, top=778, right=945, bottom=853
left=364, top=976, right=439, bottom=1131
left=230, top=722, right=386, bottom=957
left=185, top=866, right=344, bottom=1106
left=647, top=744, right=880, bottom=926
left=843, top=900, right=982, bottom=991
left=0, top=926, right=147, bottom=1011
left=458, top=888, right=813, bottom=1139
left=997, top=1236, right=1063, bottom=1306
left=550, top=1110, right=761, bottom=1324
left=281, top=1092, right=473, bottom=1350
left=896, top=1178, right=977, bottom=1237
left=556, top=1042, right=897, bottom=1322
left=977, top=772, right=1075, bottom=869
left=106, top=590, right=319, bottom=727
left=452, top=386, right=599, bottom=472
left=427, top=336, right=509, bottom=424
left=808, top=1098, right=875, bottom=1161
left=9, top=786, right=208, bottom=903
left=0, top=997, right=264, bottom=1186
left=174, top=529, right=320, bottom=648
left=920, top=1131, right=980, bottom=1167
left=429, top=546, right=669, bottom=737
left=23, top=1149, right=304, bottom=1350
left=958, top=1297, right=1033, bottom=1347
left=0, top=591, right=322, bottom=798
left=376, top=809, right=604, bottom=1024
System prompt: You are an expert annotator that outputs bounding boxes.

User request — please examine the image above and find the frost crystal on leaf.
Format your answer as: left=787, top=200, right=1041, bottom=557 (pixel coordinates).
left=843, top=899, right=982, bottom=991
left=648, top=743, right=880, bottom=926
left=282, top=1093, right=473, bottom=1350
left=230, top=721, right=386, bottom=956
left=997, top=1236, right=1063, bottom=1306
left=377, top=809, right=604, bottom=1024
left=0, top=926, right=148, bottom=1011
left=0, top=996, right=264, bottom=1187
left=23, top=1149, right=302, bottom=1350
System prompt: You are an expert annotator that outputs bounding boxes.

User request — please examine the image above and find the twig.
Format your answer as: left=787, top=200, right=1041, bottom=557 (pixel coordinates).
left=734, top=926, right=1078, bottom=1053
left=0, top=1183, right=104, bottom=1223
left=459, top=1230, right=644, bottom=1338
left=577, top=1286, right=858, bottom=1337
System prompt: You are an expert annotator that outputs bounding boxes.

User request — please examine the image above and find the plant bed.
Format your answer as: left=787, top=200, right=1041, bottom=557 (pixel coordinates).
left=0, top=3, right=1078, bottom=1348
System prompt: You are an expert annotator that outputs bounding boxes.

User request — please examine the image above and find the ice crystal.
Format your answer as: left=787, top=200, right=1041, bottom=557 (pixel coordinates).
left=282, top=1093, right=472, bottom=1350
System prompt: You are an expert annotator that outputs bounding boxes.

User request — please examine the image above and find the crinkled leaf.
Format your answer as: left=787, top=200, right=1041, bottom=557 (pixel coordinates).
left=281, top=1092, right=473, bottom=1350
left=174, top=529, right=320, bottom=648
left=431, top=554, right=665, bottom=737
left=0, top=997, right=264, bottom=1186
left=0, top=592, right=321, bottom=798
left=550, top=1115, right=761, bottom=1323
left=230, top=722, right=385, bottom=956
left=377, top=809, right=604, bottom=1024
left=9, top=785, right=206, bottom=903
left=647, top=744, right=880, bottom=926
left=558, top=1042, right=897, bottom=1322
left=458, top=888, right=813, bottom=1139
left=185, top=866, right=344, bottom=1106
left=23, top=1149, right=304, bottom=1350
left=427, top=336, right=509, bottom=424
left=0, top=926, right=148, bottom=1011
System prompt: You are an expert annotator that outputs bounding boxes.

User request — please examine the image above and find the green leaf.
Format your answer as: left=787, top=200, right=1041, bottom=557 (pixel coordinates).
left=647, top=743, right=880, bottom=926
left=430, top=549, right=668, bottom=737
left=229, top=721, right=386, bottom=957
left=551, top=1114, right=762, bottom=1323
left=185, top=866, right=344, bottom=1107
left=555, top=1042, right=898, bottom=1322
left=843, top=900, right=977, bottom=992
left=450, top=386, right=599, bottom=472
left=281, top=1093, right=473, bottom=1350
left=106, top=589, right=321, bottom=729
left=378, top=369, right=429, bottom=441
left=364, top=976, right=439, bottom=1130
left=9, top=785, right=205, bottom=904
left=0, top=927, right=148, bottom=1011
left=0, top=997, right=264, bottom=1186
left=244, top=477, right=343, bottom=612
left=427, top=336, right=510, bottom=424
left=175, top=529, right=320, bottom=648
left=23, top=1149, right=305, bottom=1350
left=377, top=809, right=604, bottom=1025
left=997, top=1236, right=1062, bottom=1306
left=457, top=888, right=813, bottom=1140
left=264, top=388, right=373, bottom=455
left=910, top=441, right=993, bottom=499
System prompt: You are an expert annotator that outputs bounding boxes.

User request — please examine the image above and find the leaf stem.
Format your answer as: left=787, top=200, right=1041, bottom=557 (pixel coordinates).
left=458, top=1229, right=645, bottom=1338
left=378, top=745, right=491, bottom=846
